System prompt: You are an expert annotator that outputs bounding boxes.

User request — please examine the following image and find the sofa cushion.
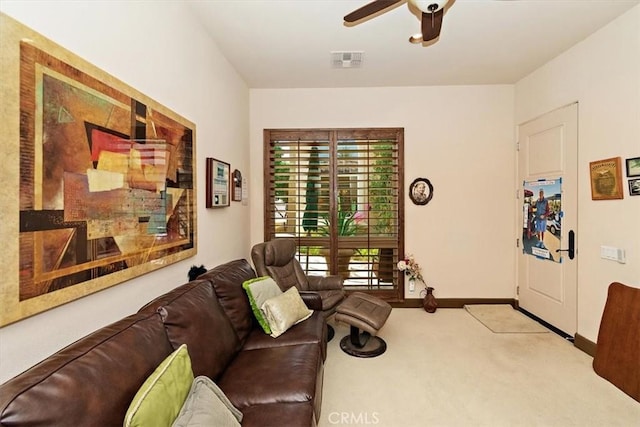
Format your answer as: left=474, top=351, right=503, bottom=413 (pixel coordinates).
left=218, top=344, right=321, bottom=410
left=242, top=311, right=327, bottom=361
left=157, top=280, right=241, bottom=380
left=0, top=312, right=173, bottom=426
left=243, top=276, right=283, bottom=334
left=262, top=287, right=313, bottom=338
left=199, top=259, right=257, bottom=344
left=173, top=376, right=243, bottom=427
left=240, top=402, right=315, bottom=427
left=124, top=344, right=193, bottom=427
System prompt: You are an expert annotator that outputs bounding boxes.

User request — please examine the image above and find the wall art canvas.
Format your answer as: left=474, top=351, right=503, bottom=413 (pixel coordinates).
left=522, top=178, right=562, bottom=263
left=0, top=14, right=197, bottom=326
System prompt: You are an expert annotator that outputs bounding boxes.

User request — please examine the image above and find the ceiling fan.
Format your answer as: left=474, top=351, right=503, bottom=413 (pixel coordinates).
left=344, top=0, right=453, bottom=45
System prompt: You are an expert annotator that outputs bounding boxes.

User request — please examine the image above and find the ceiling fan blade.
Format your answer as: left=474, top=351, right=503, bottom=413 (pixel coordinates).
left=421, top=9, right=444, bottom=42
left=344, top=0, right=404, bottom=23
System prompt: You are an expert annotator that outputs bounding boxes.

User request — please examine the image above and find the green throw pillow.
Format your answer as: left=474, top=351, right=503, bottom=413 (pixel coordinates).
left=262, top=286, right=313, bottom=338
left=124, top=344, right=194, bottom=427
left=242, top=276, right=283, bottom=334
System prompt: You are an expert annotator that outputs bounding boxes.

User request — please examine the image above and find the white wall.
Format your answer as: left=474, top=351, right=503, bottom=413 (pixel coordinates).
left=250, top=85, right=515, bottom=300
left=515, top=5, right=640, bottom=342
left=0, top=1, right=250, bottom=382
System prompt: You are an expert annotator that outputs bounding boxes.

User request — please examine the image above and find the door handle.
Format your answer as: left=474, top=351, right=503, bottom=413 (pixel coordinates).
left=555, top=230, right=575, bottom=260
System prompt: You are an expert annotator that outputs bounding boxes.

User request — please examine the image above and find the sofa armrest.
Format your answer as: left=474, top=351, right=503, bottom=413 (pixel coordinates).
left=308, top=275, right=343, bottom=291
left=299, top=291, right=323, bottom=311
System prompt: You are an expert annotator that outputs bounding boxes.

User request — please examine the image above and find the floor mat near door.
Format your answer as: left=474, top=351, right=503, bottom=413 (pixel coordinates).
left=464, top=304, right=550, bottom=333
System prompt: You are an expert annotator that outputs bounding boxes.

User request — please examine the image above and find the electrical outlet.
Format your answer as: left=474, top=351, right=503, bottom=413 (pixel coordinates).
left=409, top=281, right=415, bottom=292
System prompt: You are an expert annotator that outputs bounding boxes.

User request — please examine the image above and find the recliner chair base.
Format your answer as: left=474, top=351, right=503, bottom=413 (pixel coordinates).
left=339, top=325, right=387, bottom=358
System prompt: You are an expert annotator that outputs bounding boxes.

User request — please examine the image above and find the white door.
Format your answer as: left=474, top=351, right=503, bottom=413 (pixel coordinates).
left=517, top=103, right=578, bottom=336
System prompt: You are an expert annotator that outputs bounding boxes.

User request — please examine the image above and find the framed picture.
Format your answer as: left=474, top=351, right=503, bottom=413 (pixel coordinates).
left=629, top=179, right=640, bottom=196
left=409, top=177, right=433, bottom=205
left=0, top=14, right=197, bottom=326
left=589, top=157, right=624, bottom=200
left=206, top=158, right=230, bottom=208
left=625, top=157, right=640, bottom=177
left=232, top=169, right=242, bottom=201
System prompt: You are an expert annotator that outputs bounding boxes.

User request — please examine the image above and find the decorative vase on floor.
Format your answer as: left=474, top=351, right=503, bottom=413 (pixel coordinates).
left=422, top=287, right=437, bottom=313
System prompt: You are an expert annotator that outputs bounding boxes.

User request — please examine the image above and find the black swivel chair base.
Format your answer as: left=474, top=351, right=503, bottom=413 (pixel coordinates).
left=339, top=325, right=387, bottom=358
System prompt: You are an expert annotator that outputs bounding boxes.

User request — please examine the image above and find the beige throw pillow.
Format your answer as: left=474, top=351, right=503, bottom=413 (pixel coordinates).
left=261, top=287, right=313, bottom=338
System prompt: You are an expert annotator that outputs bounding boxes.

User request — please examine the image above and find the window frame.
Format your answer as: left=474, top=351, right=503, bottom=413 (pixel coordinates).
left=263, top=128, right=405, bottom=302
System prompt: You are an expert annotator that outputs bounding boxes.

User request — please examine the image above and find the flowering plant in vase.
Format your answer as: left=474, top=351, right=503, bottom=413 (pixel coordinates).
left=399, top=254, right=436, bottom=312
left=397, top=254, right=424, bottom=283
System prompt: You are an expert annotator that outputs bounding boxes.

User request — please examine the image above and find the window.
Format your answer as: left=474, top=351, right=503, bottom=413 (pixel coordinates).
left=264, top=128, right=404, bottom=301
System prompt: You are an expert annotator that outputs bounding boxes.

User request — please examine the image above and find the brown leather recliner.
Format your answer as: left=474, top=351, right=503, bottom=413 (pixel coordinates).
left=251, top=238, right=345, bottom=336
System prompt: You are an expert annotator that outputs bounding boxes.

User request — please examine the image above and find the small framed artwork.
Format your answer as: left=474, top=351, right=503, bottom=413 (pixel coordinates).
left=629, top=179, right=640, bottom=196
left=206, top=157, right=230, bottom=208
left=589, top=157, right=623, bottom=200
left=232, top=169, right=242, bottom=201
left=625, top=157, right=640, bottom=177
left=409, top=177, right=433, bottom=205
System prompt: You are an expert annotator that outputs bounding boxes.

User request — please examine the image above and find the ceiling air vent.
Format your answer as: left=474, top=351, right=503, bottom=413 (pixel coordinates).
left=331, top=51, right=364, bottom=69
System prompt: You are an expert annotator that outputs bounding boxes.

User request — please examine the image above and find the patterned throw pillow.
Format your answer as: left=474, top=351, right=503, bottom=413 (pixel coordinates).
left=262, top=287, right=313, bottom=338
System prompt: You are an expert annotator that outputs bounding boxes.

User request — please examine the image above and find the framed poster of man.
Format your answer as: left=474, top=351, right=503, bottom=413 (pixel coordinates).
left=522, top=178, right=563, bottom=263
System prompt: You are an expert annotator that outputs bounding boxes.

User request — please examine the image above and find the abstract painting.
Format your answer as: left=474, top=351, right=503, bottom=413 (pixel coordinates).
left=0, top=14, right=197, bottom=326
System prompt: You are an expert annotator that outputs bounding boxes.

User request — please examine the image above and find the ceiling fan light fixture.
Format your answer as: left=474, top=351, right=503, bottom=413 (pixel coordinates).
left=408, top=0, right=449, bottom=14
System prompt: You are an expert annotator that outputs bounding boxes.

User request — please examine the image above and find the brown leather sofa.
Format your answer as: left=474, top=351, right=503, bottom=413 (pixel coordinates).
left=0, top=259, right=327, bottom=426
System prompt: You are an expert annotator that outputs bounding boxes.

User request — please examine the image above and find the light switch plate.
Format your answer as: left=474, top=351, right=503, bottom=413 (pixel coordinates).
left=600, top=246, right=626, bottom=263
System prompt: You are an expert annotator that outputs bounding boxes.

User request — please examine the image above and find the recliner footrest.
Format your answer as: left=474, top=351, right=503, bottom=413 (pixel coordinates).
left=335, top=292, right=392, bottom=358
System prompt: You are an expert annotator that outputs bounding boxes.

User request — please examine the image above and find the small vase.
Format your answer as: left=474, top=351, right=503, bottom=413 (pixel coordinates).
left=422, top=287, right=437, bottom=313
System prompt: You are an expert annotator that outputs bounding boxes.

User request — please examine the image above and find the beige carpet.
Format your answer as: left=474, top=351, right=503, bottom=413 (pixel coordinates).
left=463, top=304, right=549, bottom=333
left=319, top=308, right=640, bottom=427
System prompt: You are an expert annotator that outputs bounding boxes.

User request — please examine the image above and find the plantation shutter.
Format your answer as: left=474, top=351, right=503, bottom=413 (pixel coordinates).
left=264, top=128, right=404, bottom=301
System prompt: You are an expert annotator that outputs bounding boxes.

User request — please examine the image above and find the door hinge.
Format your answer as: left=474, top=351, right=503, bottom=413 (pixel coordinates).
left=516, top=238, right=520, bottom=248
left=516, top=189, right=520, bottom=199
left=516, top=286, right=520, bottom=296
left=516, top=141, right=520, bottom=151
